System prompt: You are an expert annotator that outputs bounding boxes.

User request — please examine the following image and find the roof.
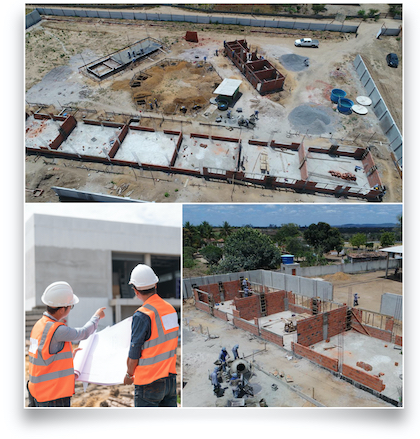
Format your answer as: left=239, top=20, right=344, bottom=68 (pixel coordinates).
left=381, top=245, right=403, bottom=254
left=213, top=78, right=242, bottom=96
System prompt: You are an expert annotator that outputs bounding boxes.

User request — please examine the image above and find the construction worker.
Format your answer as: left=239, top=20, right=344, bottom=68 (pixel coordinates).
left=353, top=293, right=359, bottom=307
left=219, top=347, right=230, bottom=372
left=123, top=264, right=179, bottom=407
left=211, top=366, right=221, bottom=393
left=27, top=281, right=106, bottom=407
left=232, top=344, right=239, bottom=360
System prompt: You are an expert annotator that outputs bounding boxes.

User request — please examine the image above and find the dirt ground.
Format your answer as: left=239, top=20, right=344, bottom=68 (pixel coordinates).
left=24, top=346, right=181, bottom=407
left=25, top=5, right=402, bottom=203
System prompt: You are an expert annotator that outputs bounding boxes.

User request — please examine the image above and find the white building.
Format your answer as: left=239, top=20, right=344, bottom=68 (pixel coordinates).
left=25, top=213, right=180, bottom=334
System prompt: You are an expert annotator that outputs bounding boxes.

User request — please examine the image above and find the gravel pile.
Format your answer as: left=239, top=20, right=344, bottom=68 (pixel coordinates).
left=279, top=53, right=310, bottom=72
left=288, top=104, right=338, bottom=135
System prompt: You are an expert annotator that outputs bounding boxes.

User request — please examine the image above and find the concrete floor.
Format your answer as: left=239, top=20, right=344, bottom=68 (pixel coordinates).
left=63, top=123, right=120, bottom=157
left=25, top=117, right=61, bottom=149
left=116, top=130, right=176, bottom=165
left=312, top=331, right=403, bottom=402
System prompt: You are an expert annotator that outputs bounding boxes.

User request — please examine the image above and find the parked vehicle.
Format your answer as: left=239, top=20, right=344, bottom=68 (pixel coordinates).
left=386, top=53, right=399, bottom=68
left=294, top=38, right=319, bottom=48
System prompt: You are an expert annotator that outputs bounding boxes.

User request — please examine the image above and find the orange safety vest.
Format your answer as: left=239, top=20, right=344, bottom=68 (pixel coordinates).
left=133, top=294, right=179, bottom=386
left=28, top=315, right=75, bottom=402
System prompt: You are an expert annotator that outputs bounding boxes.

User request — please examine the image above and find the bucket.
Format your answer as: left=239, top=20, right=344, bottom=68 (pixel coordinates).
left=330, top=88, right=346, bottom=103
left=337, top=98, right=354, bottom=115
left=281, top=255, right=294, bottom=265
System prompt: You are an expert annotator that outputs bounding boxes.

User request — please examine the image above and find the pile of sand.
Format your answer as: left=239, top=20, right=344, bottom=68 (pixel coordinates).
left=324, top=272, right=351, bottom=281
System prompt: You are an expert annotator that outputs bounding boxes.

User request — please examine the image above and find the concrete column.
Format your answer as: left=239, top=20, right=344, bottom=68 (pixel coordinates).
left=145, top=253, right=151, bottom=266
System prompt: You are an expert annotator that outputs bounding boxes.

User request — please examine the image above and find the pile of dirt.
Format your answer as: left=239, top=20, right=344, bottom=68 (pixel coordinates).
left=112, top=60, right=221, bottom=114
left=324, top=272, right=351, bottom=281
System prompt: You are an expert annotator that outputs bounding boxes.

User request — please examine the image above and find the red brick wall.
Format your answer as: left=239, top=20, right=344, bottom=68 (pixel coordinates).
left=292, top=342, right=339, bottom=372
left=234, top=295, right=260, bottom=320
left=351, top=309, right=392, bottom=342
left=198, top=284, right=221, bottom=303
left=233, top=316, right=259, bottom=336
left=260, top=328, right=283, bottom=347
left=342, top=364, right=386, bottom=393
left=265, top=290, right=287, bottom=315
left=214, top=308, right=228, bottom=321
left=223, top=280, right=241, bottom=301
left=395, top=335, right=402, bottom=346
left=296, top=314, right=324, bottom=346
left=326, top=306, right=347, bottom=338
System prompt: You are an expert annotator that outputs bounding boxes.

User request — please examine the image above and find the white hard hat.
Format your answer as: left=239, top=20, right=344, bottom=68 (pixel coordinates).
left=129, top=264, right=159, bottom=290
left=41, top=281, right=79, bottom=307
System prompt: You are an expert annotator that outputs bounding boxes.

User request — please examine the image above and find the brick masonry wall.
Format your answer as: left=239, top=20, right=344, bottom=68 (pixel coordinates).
left=233, top=316, right=259, bottom=336
left=214, top=308, right=228, bottom=321
left=342, top=364, right=386, bottom=393
left=292, top=342, right=339, bottom=372
left=296, top=314, right=324, bottom=346
left=327, top=306, right=347, bottom=338
left=260, top=327, right=283, bottom=347
left=223, top=280, right=241, bottom=301
left=351, top=309, right=392, bottom=342
left=395, top=335, right=402, bottom=346
left=234, top=294, right=260, bottom=320
left=265, top=290, right=287, bottom=315
left=198, top=284, right=221, bottom=303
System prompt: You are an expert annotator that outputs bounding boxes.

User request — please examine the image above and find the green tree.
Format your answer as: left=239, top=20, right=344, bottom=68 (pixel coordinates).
left=350, top=233, right=367, bottom=249
left=380, top=232, right=395, bottom=248
left=304, top=222, right=344, bottom=254
left=216, top=227, right=282, bottom=273
left=183, top=221, right=202, bottom=249
left=197, top=221, right=214, bottom=240
left=183, top=246, right=196, bottom=269
left=200, top=245, right=223, bottom=266
left=274, top=223, right=301, bottom=245
left=312, top=4, right=327, bottom=14
left=285, top=237, right=307, bottom=259
left=219, top=221, right=233, bottom=239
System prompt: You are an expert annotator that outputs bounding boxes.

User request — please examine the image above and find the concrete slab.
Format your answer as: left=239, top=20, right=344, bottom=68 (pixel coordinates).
left=25, top=117, right=61, bottom=149
left=312, top=331, right=403, bottom=402
left=115, top=130, right=176, bottom=165
left=176, top=137, right=240, bottom=171
left=306, top=152, right=371, bottom=190
left=241, top=144, right=301, bottom=179
left=63, top=123, right=120, bottom=157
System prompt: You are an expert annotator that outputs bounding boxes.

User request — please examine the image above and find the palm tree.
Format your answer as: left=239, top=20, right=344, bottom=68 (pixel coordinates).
left=219, top=221, right=233, bottom=239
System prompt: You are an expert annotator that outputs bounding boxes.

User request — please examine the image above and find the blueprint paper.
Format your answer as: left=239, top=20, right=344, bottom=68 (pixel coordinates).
left=74, top=316, right=132, bottom=385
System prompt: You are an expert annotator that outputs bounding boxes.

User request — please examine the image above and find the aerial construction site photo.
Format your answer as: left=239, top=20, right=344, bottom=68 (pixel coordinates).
left=24, top=3, right=402, bottom=203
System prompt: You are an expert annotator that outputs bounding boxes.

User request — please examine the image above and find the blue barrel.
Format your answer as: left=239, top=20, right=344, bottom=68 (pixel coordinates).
left=330, top=88, right=346, bottom=103
left=281, top=255, right=294, bottom=265
left=337, top=98, right=354, bottom=115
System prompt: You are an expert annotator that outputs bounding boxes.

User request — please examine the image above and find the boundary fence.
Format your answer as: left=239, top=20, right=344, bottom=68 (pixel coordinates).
left=35, top=7, right=360, bottom=33
left=353, top=54, right=402, bottom=169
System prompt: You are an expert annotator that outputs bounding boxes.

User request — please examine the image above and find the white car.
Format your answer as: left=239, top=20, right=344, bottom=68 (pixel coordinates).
left=294, top=38, right=319, bottom=48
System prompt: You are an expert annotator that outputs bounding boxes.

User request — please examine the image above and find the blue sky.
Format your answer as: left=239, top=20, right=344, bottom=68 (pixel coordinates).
left=183, top=204, right=402, bottom=227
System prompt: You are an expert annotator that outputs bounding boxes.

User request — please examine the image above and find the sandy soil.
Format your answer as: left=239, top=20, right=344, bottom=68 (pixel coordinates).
left=25, top=5, right=402, bottom=203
